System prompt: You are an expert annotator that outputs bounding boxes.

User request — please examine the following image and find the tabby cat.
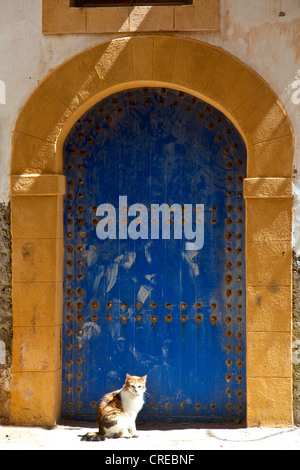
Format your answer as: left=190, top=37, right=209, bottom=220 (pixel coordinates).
left=81, top=374, right=147, bottom=441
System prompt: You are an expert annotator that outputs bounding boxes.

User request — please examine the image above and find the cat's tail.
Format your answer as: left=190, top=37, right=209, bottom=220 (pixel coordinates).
left=80, top=432, right=105, bottom=441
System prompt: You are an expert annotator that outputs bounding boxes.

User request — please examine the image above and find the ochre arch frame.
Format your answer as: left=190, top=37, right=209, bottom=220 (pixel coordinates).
left=10, top=37, right=294, bottom=427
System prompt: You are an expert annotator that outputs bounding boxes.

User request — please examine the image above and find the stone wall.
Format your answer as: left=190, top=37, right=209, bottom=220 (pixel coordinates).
left=0, top=203, right=12, bottom=423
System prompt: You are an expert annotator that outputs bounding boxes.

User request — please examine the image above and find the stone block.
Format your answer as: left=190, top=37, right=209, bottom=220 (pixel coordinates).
left=12, top=326, right=61, bottom=372
left=233, top=85, right=292, bottom=145
left=14, top=84, right=72, bottom=143
left=43, top=0, right=86, bottom=34
left=247, top=331, right=292, bottom=378
left=247, top=135, right=294, bottom=178
left=11, top=132, right=57, bottom=175
left=129, top=6, right=174, bottom=32
left=81, top=38, right=134, bottom=90
left=247, top=377, right=293, bottom=427
left=12, top=238, right=63, bottom=283
left=172, top=40, right=222, bottom=93
left=10, top=370, right=62, bottom=426
left=86, top=6, right=130, bottom=33
left=247, top=285, right=292, bottom=332
left=11, top=196, right=63, bottom=239
left=246, top=241, right=292, bottom=287
left=153, top=36, right=178, bottom=83
left=45, top=56, right=101, bottom=114
left=246, top=198, right=292, bottom=242
left=12, top=281, right=62, bottom=327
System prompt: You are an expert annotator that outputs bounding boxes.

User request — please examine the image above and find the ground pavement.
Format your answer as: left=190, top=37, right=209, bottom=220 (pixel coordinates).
left=0, top=422, right=299, bottom=450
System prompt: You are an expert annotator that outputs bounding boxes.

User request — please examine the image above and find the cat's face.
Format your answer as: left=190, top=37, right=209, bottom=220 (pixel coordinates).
left=124, top=374, right=147, bottom=396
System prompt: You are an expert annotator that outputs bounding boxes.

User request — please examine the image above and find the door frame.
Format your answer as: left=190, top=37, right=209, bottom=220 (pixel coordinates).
left=10, top=36, right=294, bottom=427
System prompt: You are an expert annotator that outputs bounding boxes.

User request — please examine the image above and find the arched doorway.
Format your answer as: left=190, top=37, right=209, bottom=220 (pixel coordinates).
left=10, top=37, right=294, bottom=427
left=62, top=86, right=247, bottom=422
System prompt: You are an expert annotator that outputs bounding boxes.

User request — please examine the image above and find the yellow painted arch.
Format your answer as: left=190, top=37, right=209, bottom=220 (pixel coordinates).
left=10, top=36, right=294, bottom=427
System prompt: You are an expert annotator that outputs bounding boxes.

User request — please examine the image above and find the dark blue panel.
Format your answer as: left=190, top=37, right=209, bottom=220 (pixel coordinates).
left=62, top=88, right=247, bottom=423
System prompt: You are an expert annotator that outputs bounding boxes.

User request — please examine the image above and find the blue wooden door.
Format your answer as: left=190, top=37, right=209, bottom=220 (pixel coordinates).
left=62, top=87, right=246, bottom=423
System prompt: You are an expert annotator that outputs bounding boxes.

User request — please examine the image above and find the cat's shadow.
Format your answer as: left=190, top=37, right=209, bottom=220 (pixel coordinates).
left=65, top=419, right=246, bottom=435
left=136, top=420, right=246, bottom=431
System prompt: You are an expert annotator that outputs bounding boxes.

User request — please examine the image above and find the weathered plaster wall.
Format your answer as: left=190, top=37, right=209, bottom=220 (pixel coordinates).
left=0, top=0, right=299, bottom=423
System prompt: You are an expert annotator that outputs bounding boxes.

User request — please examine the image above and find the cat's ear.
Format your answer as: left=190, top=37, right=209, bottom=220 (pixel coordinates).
left=126, top=373, right=132, bottom=380
left=142, top=375, right=147, bottom=382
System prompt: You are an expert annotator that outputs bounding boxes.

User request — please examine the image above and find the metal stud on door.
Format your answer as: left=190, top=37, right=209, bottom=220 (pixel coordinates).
left=62, top=88, right=247, bottom=423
